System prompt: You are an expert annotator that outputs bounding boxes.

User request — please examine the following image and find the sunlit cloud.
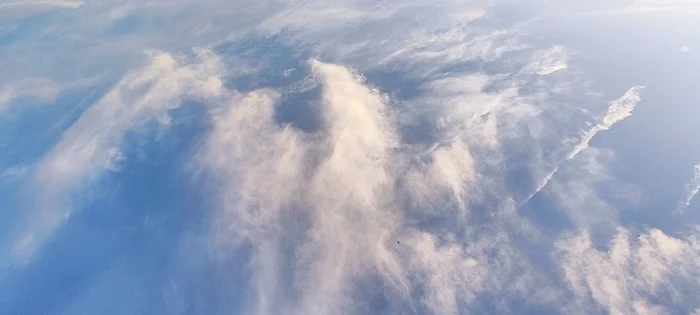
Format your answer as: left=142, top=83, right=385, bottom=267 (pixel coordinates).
left=555, top=227, right=700, bottom=314
left=3, top=49, right=224, bottom=265
left=2, top=0, right=698, bottom=314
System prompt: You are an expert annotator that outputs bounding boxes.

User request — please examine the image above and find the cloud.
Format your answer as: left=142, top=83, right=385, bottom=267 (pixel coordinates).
left=567, top=85, right=644, bottom=160
left=0, top=0, right=84, bottom=19
left=519, top=85, right=645, bottom=207
left=0, top=79, right=60, bottom=112
left=676, top=163, right=700, bottom=213
left=679, top=46, right=691, bottom=53
left=197, top=46, right=589, bottom=313
left=0, top=165, right=32, bottom=184
left=555, top=227, right=700, bottom=314
left=201, top=58, right=406, bottom=315
left=546, top=147, right=626, bottom=231
left=0, top=0, right=84, bottom=10
left=187, top=8, right=615, bottom=309
left=528, top=45, right=568, bottom=76
left=579, top=0, right=700, bottom=16
left=403, top=229, right=555, bottom=315
left=4, top=48, right=224, bottom=265
left=3, top=0, right=691, bottom=314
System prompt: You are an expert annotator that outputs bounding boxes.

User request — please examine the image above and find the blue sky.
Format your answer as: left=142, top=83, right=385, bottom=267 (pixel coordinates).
left=1, top=1, right=700, bottom=314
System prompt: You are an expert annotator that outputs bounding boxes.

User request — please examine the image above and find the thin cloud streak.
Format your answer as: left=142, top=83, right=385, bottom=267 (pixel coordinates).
left=0, top=0, right=84, bottom=9
left=0, top=79, right=60, bottom=112
left=519, top=85, right=645, bottom=208
left=577, top=0, right=700, bottom=16
left=676, top=163, right=700, bottom=213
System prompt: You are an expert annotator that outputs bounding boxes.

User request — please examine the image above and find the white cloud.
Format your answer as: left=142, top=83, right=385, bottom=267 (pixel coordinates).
left=579, top=0, right=700, bottom=16
left=0, top=0, right=84, bottom=19
left=0, top=165, right=31, bottom=184
left=403, top=230, right=544, bottom=315
left=196, top=46, right=591, bottom=313
left=555, top=227, right=700, bottom=314
left=3, top=0, right=688, bottom=313
left=197, top=58, right=491, bottom=314
left=565, top=85, right=644, bottom=160
left=200, top=58, right=403, bottom=314
left=0, top=79, right=60, bottom=112
left=529, top=45, right=568, bottom=76
left=676, top=163, right=700, bottom=213
left=520, top=85, right=645, bottom=207
left=679, top=46, right=691, bottom=53
left=3, top=48, right=224, bottom=265
left=0, top=0, right=84, bottom=10
left=406, top=232, right=486, bottom=313
left=547, top=148, right=623, bottom=231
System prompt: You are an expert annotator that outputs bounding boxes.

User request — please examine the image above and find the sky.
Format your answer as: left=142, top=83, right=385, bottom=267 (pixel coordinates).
left=0, top=0, right=699, bottom=314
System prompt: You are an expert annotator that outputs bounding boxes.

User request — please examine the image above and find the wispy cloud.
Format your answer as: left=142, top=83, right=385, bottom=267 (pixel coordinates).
left=529, top=45, right=568, bottom=76
left=676, top=163, right=700, bottom=213
left=4, top=0, right=696, bottom=314
left=547, top=147, right=627, bottom=231
left=0, top=79, right=60, bottom=112
left=0, top=0, right=84, bottom=19
left=4, top=49, right=224, bottom=265
left=2, top=4, right=573, bottom=311
left=0, top=0, right=84, bottom=10
left=198, top=56, right=565, bottom=314
left=519, top=85, right=645, bottom=207
left=555, top=227, right=700, bottom=314
left=201, top=58, right=402, bottom=314
left=577, top=0, right=700, bottom=16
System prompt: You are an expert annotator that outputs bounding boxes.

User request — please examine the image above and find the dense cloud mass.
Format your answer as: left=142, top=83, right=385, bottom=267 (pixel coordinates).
left=1, top=0, right=699, bottom=314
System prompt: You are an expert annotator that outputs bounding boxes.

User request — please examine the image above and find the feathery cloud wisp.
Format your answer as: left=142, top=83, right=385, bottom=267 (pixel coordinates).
left=555, top=227, right=700, bottom=314
left=0, top=79, right=60, bottom=112
left=530, top=46, right=568, bottom=76
left=4, top=49, right=224, bottom=265
left=198, top=55, right=566, bottom=314
left=0, top=0, right=84, bottom=19
left=519, top=85, right=645, bottom=207
left=578, top=0, right=700, bottom=16
left=676, top=163, right=700, bottom=213
left=0, top=0, right=84, bottom=9
left=201, top=58, right=404, bottom=314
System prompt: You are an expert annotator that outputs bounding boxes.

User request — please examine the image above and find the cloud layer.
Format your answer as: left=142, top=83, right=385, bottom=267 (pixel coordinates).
left=1, top=1, right=698, bottom=314
left=4, top=49, right=224, bottom=265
